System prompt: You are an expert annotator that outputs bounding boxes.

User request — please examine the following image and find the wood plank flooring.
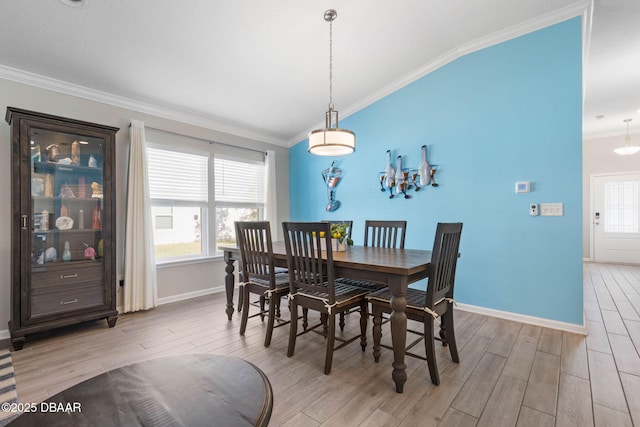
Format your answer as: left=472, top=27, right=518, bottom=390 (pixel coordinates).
left=2, top=262, right=639, bottom=426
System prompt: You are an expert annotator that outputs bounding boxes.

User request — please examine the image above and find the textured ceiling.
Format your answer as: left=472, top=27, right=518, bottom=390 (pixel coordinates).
left=0, top=0, right=638, bottom=145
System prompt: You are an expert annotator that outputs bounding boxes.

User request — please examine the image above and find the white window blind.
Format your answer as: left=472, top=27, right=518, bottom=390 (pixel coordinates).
left=147, top=147, right=208, bottom=204
left=214, top=157, right=264, bottom=204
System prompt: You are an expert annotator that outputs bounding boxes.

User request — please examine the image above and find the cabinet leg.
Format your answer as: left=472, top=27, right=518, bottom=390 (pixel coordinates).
left=106, top=316, right=118, bottom=328
left=11, top=337, right=25, bottom=351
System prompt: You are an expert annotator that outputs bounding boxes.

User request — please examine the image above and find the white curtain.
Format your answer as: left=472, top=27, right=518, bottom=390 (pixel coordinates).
left=264, top=150, right=278, bottom=238
left=123, top=120, right=158, bottom=312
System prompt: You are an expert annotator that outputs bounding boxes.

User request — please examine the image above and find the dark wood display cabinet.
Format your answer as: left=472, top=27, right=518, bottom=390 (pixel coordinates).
left=6, top=107, right=119, bottom=350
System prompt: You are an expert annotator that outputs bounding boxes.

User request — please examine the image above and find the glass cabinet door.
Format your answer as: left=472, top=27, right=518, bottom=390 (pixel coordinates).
left=29, top=128, right=107, bottom=317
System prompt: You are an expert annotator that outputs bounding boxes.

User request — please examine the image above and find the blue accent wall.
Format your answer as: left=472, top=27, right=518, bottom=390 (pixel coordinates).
left=289, top=18, right=583, bottom=325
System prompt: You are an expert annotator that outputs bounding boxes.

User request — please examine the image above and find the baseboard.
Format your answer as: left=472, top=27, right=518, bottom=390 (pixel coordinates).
left=116, top=286, right=226, bottom=313
left=456, top=302, right=587, bottom=335
left=156, top=286, right=225, bottom=306
left=2, top=290, right=587, bottom=339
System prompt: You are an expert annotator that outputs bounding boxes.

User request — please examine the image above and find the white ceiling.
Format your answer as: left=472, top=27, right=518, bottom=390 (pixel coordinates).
left=0, top=0, right=638, bottom=146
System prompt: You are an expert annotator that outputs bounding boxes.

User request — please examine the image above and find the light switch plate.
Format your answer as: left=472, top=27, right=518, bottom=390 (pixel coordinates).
left=540, top=203, right=563, bottom=216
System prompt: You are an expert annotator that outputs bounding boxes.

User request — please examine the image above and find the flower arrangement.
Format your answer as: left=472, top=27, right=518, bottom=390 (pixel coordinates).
left=330, top=223, right=354, bottom=246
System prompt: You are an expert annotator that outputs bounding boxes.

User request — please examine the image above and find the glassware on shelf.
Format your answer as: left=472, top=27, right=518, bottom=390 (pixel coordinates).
left=62, top=241, right=72, bottom=262
left=40, top=209, right=49, bottom=231
left=92, top=205, right=102, bottom=229
left=71, top=141, right=80, bottom=165
left=78, top=176, right=86, bottom=198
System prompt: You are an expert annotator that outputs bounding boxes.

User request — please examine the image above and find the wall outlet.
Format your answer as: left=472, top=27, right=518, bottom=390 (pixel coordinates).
left=529, top=203, right=538, bottom=216
left=540, top=202, right=563, bottom=216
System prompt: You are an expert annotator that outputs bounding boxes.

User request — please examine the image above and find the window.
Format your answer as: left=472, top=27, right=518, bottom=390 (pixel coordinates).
left=147, top=147, right=208, bottom=260
left=214, top=156, right=264, bottom=251
left=605, top=180, right=639, bottom=233
left=146, top=133, right=266, bottom=262
left=154, top=206, right=173, bottom=230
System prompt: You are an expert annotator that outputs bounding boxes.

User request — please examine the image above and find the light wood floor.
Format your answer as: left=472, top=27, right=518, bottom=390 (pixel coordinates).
left=3, top=262, right=640, bottom=426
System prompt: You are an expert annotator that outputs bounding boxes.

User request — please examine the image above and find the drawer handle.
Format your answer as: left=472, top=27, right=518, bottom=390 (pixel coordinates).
left=60, top=299, right=78, bottom=305
left=60, top=273, right=79, bottom=279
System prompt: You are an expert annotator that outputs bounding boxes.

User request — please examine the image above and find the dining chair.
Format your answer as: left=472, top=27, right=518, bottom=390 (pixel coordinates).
left=282, top=221, right=369, bottom=374
left=336, top=220, right=408, bottom=329
left=367, top=222, right=463, bottom=385
left=363, top=220, right=407, bottom=249
left=235, top=221, right=290, bottom=347
left=336, top=219, right=408, bottom=296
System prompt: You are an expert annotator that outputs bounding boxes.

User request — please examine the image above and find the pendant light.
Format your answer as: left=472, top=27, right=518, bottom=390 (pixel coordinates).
left=308, top=9, right=356, bottom=156
left=614, top=118, right=640, bottom=155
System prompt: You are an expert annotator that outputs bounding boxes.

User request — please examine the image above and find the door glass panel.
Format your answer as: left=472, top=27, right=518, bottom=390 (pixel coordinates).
left=605, top=180, right=639, bottom=233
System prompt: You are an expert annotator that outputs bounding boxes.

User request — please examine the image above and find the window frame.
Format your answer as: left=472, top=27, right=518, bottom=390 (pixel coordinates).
left=145, top=140, right=266, bottom=265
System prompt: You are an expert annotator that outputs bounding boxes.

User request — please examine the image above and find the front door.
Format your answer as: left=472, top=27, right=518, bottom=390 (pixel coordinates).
left=592, top=172, right=640, bottom=264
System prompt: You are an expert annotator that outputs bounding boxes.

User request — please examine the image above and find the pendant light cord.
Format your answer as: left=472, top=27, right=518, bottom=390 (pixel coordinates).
left=328, top=18, right=334, bottom=111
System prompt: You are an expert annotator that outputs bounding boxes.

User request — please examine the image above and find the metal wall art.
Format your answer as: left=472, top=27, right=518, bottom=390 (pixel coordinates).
left=322, top=161, right=343, bottom=211
left=378, top=146, right=438, bottom=199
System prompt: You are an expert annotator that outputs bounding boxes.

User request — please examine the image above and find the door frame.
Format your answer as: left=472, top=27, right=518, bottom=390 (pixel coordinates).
left=590, top=170, right=640, bottom=262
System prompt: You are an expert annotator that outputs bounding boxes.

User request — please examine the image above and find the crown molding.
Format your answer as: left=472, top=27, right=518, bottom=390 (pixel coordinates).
left=288, top=0, right=591, bottom=147
left=0, top=64, right=289, bottom=147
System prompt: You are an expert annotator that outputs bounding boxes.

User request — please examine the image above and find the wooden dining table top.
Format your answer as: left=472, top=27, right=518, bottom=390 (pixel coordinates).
left=223, top=242, right=433, bottom=277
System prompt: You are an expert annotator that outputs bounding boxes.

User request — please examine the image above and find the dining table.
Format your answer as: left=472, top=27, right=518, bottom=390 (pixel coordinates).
left=221, top=242, right=432, bottom=393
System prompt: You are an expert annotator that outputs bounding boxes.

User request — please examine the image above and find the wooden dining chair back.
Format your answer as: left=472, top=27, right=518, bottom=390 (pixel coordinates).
left=364, top=220, right=407, bottom=249
left=235, top=221, right=290, bottom=347
left=368, top=222, right=463, bottom=385
left=282, top=221, right=369, bottom=374
left=426, top=222, right=463, bottom=312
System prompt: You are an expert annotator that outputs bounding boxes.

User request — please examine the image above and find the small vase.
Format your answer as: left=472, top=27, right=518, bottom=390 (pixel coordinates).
left=332, top=239, right=346, bottom=252
left=62, top=241, right=72, bottom=262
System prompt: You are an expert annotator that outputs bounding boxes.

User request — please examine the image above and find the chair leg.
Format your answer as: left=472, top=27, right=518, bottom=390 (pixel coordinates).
left=359, top=302, right=368, bottom=351
left=372, top=305, right=383, bottom=362
left=442, top=309, right=459, bottom=363
left=275, top=296, right=282, bottom=318
left=264, top=293, right=277, bottom=347
left=237, top=284, right=243, bottom=313
left=321, top=313, right=329, bottom=338
left=324, top=313, right=336, bottom=374
left=239, top=285, right=250, bottom=336
left=302, top=308, right=309, bottom=331
left=288, top=300, right=298, bottom=357
left=259, top=295, right=266, bottom=321
left=424, top=316, right=440, bottom=385
left=339, top=312, right=346, bottom=331
left=439, top=319, right=448, bottom=347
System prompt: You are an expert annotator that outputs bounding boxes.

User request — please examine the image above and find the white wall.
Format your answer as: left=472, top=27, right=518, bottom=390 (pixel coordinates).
left=0, top=78, right=290, bottom=339
left=583, top=132, right=640, bottom=259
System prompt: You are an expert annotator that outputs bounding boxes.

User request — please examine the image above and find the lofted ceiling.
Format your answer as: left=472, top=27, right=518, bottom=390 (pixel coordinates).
left=0, top=0, right=638, bottom=146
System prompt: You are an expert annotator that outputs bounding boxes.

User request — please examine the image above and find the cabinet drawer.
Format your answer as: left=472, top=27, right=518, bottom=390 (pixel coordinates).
left=30, top=284, right=105, bottom=317
left=31, top=263, right=103, bottom=292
